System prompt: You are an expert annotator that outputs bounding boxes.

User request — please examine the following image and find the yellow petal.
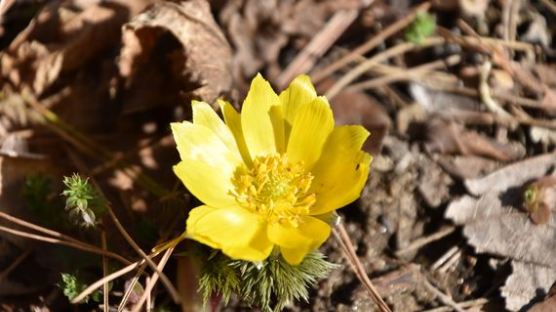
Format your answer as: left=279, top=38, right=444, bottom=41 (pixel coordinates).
left=267, top=216, right=330, bottom=253
left=286, top=96, right=334, bottom=169
left=241, top=74, right=279, bottom=158
left=192, top=100, right=238, bottom=155
left=171, top=121, right=242, bottom=207
left=269, top=105, right=286, bottom=153
left=218, top=99, right=251, bottom=164
left=186, top=205, right=274, bottom=261
left=310, top=126, right=372, bottom=215
left=279, top=74, right=317, bottom=141
left=281, top=246, right=311, bottom=265
left=173, top=161, right=236, bottom=208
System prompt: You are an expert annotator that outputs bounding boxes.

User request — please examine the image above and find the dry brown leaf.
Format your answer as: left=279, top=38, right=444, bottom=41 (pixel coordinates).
left=1, top=1, right=130, bottom=95
left=464, top=153, right=556, bottom=196
left=119, top=0, right=232, bottom=110
left=447, top=193, right=556, bottom=267
left=527, top=280, right=556, bottom=312
left=503, top=262, right=556, bottom=312
left=446, top=154, right=556, bottom=310
left=425, top=119, right=525, bottom=161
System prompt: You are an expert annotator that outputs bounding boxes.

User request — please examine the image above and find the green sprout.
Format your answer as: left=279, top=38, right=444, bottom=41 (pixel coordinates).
left=405, top=12, right=436, bottom=44
left=199, top=250, right=338, bottom=311
left=61, top=174, right=105, bottom=228
left=59, top=273, right=101, bottom=303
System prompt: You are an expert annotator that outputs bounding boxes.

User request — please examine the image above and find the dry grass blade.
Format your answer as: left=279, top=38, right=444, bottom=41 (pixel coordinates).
left=277, top=8, right=360, bottom=88
left=324, top=37, right=446, bottom=99
left=0, top=212, right=131, bottom=265
left=131, top=246, right=175, bottom=312
left=395, top=227, right=456, bottom=257
left=423, top=278, right=464, bottom=312
left=349, top=54, right=461, bottom=91
left=106, top=206, right=181, bottom=304
left=0, top=247, right=32, bottom=282
left=101, top=231, right=109, bottom=312
left=334, top=223, right=392, bottom=312
left=72, top=260, right=142, bottom=304
left=311, top=1, right=432, bottom=83
left=117, top=264, right=147, bottom=312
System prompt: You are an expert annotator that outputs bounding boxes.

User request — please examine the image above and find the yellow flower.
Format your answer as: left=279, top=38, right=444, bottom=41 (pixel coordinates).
left=172, top=74, right=371, bottom=265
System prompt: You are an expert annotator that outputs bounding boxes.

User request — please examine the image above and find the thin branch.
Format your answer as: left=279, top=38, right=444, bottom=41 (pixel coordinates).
left=106, top=206, right=181, bottom=304
left=423, top=278, right=465, bottom=312
left=101, top=231, right=109, bottom=312
left=0, top=215, right=131, bottom=265
left=311, top=1, right=432, bottom=83
left=349, top=54, right=461, bottom=91
left=395, top=226, right=456, bottom=257
left=0, top=247, right=32, bottom=282
left=277, top=8, right=360, bottom=88
left=334, top=223, right=392, bottom=312
left=131, top=246, right=175, bottom=312
left=324, top=37, right=446, bottom=99
left=72, top=259, right=143, bottom=304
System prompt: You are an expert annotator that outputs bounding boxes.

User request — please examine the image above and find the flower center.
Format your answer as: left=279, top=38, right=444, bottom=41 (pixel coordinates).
left=231, top=154, right=316, bottom=227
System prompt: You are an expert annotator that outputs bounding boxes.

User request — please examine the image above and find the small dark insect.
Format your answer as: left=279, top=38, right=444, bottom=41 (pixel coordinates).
left=355, top=163, right=360, bottom=170
left=523, top=176, right=556, bottom=225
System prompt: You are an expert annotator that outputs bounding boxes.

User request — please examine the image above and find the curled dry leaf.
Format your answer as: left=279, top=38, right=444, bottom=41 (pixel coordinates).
left=119, top=0, right=232, bottom=110
left=425, top=119, right=525, bottom=161
left=1, top=1, right=130, bottom=95
left=465, top=153, right=556, bottom=196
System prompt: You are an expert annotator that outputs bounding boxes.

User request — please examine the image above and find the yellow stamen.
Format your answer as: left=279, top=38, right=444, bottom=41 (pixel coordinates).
left=231, top=154, right=315, bottom=227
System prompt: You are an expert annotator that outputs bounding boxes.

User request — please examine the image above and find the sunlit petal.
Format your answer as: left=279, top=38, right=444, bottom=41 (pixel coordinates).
left=279, top=74, right=317, bottom=141
left=286, top=96, right=334, bottom=169
left=219, top=99, right=251, bottom=164
left=186, top=205, right=274, bottom=261
left=310, top=125, right=372, bottom=215
left=241, top=74, right=279, bottom=158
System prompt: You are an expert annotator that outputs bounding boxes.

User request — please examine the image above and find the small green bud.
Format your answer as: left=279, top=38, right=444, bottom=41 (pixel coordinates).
left=61, top=174, right=105, bottom=228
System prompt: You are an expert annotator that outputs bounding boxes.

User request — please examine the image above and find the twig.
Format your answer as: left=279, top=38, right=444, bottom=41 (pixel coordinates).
left=395, top=227, right=456, bottom=257
left=276, top=8, right=360, bottom=88
left=72, top=259, right=143, bottom=303
left=131, top=246, right=175, bottom=312
left=349, top=55, right=461, bottom=91
left=0, top=212, right=131, bottom=265
left=118, top=264, right=148, bottom=312
left=324, top=37, right=446, bottom=99
left=311, top=1, right=432, bottom=83
left=0, top=247, right=32, bottom=282
left=478, top=61, right=514, bottom=122
left=101, top=230, right=109, bottom=312
left=423, top=278, right=465, bottom=312
left=334, top=223, right=392, bottom=312
left=106, top=206, right=181, bottom=304
left=540, top=0, right=556, bottom=14
left=431, top=246, right=460, bottom=272
left=422, top=298, right=489, bottom=312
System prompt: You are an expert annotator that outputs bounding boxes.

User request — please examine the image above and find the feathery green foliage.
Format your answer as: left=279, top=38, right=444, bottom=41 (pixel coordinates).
left=198, top=250, right=338, bottom=311
left=59, top=273, right=101, bottom=303
left=405, top=12, right=436, bottom=44
left=61, top=174, right=105, bottom=228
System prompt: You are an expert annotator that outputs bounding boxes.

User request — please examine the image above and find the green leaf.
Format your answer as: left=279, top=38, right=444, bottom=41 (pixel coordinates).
left=405, top=12, right=436, bottom=44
